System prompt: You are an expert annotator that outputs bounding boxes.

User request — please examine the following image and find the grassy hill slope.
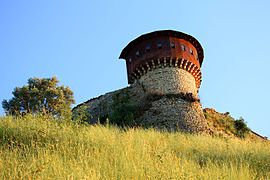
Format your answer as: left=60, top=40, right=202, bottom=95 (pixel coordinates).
left=0, top=115, right=269, bottom=179
left=204, top=108, right=267, bottom=140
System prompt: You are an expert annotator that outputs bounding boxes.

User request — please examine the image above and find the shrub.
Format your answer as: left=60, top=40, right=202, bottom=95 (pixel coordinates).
left=72, top=104, right=92, bottom=124
left=109, top=90, right=137, bottom=127
left=234, top=117, right=250, bottom=138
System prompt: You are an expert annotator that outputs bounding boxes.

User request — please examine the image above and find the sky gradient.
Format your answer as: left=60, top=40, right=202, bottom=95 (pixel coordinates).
left=0, top=0, right=269, bottom=137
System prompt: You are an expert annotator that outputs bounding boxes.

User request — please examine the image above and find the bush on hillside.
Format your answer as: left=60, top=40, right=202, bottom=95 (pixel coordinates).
left=234, top=117, right=250, bottom=138
left=109, top=90, right=137, bottom=127
left=72, top=104, right=92, bottom=124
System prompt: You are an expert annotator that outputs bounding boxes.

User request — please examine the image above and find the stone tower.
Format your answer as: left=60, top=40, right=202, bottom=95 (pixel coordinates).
left=119, top=30, right=208, bottom=133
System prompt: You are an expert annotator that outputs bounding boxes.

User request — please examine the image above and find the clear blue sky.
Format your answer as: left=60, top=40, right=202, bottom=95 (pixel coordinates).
left=1, top=1, right=269, bottom=137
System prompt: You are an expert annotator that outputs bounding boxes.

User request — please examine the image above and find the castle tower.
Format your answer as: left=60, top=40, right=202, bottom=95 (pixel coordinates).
left=119, top=30, right=208, bottom=133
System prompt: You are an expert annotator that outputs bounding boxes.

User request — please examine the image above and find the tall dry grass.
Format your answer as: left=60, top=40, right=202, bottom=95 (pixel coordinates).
left=0, top=115, right=269, bottom=179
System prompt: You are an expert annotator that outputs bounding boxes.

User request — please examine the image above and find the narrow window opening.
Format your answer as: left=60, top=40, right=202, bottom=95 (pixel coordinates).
left=181, top=44, right=185, bottom=51
left=136, top=51, right=140, bottom=57
left=190, top=48, right=193, bottom=55
left=157, top=43, right=162, bottom=49
left=145, top=45, right=151, bottom=52
left=170, top=42, right=175, bottom=48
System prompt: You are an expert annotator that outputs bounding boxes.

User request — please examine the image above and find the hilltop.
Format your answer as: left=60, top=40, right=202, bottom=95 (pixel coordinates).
left=0, top=115, right=269, bottom=179
left=73, top=86, right=266, bottom=141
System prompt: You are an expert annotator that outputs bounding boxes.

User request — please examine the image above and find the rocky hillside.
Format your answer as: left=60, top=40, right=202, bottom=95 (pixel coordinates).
left=204, top=108, right=267, bottom=140
left=73, top=87, right=267, bottom=141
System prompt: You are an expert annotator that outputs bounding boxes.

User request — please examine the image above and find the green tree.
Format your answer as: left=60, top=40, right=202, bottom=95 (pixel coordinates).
left=2, top=76, right=75, bottom=118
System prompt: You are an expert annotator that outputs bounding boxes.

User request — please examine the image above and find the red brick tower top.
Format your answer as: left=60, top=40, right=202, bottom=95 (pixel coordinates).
left=119, top=30, right=204, bottom=88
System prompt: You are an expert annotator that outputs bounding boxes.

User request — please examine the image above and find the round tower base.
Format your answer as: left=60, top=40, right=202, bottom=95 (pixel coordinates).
left=135, top=93, right=208, bottom=133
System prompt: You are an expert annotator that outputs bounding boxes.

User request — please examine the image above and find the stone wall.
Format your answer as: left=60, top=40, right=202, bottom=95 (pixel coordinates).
left=137, top=96, right=207, bottom=132
left=73, top=67, right=207, bottom=133
left=73, top=83, right=146, bottom=124
left=138, top=67, right=198, bottom=97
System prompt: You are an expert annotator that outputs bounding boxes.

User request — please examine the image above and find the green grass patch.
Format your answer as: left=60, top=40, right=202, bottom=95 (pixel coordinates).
left=0, top=115, right=269, bottom=179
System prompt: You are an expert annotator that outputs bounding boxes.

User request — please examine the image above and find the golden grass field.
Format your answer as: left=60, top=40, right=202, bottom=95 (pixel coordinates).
left=0, top=115, right=269, bottom=179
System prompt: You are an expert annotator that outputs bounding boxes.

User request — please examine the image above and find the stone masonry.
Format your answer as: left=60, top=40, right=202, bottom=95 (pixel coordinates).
left=138, top=67, right=198, bottom=97
left=73, top=30, right=209, bottom=133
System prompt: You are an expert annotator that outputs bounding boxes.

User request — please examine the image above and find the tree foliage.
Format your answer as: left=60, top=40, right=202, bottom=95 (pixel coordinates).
left=72, top=104, right=92, bottom=124
left=234, top=117, right=250, bottom=138
left=2, top=76, right=75, bottom=118
left=110, top=91, right=137, bottom=127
